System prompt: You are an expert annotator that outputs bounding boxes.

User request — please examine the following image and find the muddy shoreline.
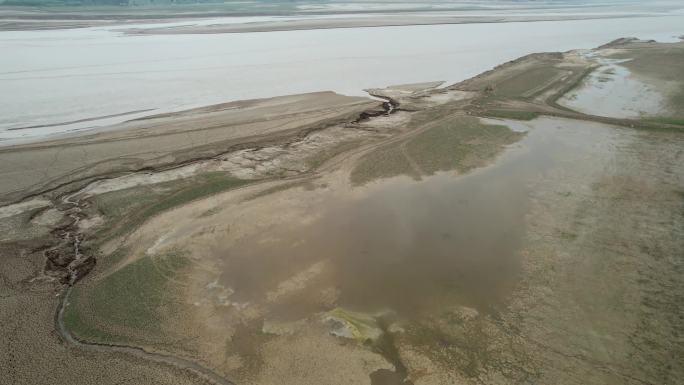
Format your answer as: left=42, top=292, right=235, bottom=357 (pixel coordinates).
left=2, top=38, right=683, bottom=385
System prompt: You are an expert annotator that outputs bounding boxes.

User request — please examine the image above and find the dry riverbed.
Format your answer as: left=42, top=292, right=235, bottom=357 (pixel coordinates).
left=1, top=39, right=683, bottom=385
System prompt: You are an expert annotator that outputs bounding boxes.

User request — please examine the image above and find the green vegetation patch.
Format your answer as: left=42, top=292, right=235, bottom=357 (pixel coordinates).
left=644, top=117, right=684, bottom=127
left=407, top=104, right=458, bottom=129
left=134, top=173, right=248, bottom=220
left=351, top=116, right=523, bottom=185
left=63, top=287, right=125, bottom=344
left=482, top=110, right=539, bottom=121
left=305, top=139, right=363, bottom=170
left=404, top=319, right=492, bottom=379
left=246, top=179, right=316, bottom=201
left=89, top=172, right=250, bottom=244
left=350, top=141, right=418, bottom=186
left=65, top=251, right=190, bottom=342
left=494, top=67, right=562, bottom=98
left=629, top=118, right=684, bottom=133
left=671, top=90, right=684, bottom=115
left=406, top=116, right=524, bottom=175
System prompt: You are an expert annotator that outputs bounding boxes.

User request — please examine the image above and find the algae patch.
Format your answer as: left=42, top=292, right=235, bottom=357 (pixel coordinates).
left=323, top=308, right=414, bottom=385
left=324, top=307, right=384, bottom=343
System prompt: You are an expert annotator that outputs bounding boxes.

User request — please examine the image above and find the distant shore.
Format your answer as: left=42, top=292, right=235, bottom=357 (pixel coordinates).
left=3, top=13, right=683, bottom=145
left=126, top=14, right=650, bottom=35
left=0, top=6, right=667, bottom=32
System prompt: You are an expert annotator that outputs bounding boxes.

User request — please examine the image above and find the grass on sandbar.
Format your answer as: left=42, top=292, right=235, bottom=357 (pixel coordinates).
left=406, top=116, right=524, bottom=175
left=64, top=251, right=190, bottom=342
left=644, top=116, right=684, bottom=127
left=482, top=110, right=540, bottom=121
left=350, top=142, right=418, bottom=186
left=351, top=116, right=523, bottom=185
left=91, top=173, right=251, bottom=243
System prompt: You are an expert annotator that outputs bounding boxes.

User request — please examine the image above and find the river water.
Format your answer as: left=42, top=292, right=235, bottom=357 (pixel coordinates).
left=1, top=12, right=683, bottom=143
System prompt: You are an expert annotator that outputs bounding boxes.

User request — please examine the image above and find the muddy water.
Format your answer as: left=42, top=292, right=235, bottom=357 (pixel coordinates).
left=215, top=117, right=619, bottom=323
left=225, top=167, right=527, bottom=318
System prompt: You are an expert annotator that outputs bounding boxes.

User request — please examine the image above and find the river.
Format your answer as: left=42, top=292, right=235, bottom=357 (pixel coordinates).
left=1, top=11, right=683, bottom=143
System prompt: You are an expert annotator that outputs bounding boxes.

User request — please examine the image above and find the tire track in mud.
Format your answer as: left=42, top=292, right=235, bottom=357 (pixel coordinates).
left=399, top=140, right=425, bottom=178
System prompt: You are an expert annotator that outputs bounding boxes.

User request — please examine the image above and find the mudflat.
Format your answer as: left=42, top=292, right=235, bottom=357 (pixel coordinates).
left=0, top=91, right=380, bottom=205
left=1, top=39, right=683, bottom=385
